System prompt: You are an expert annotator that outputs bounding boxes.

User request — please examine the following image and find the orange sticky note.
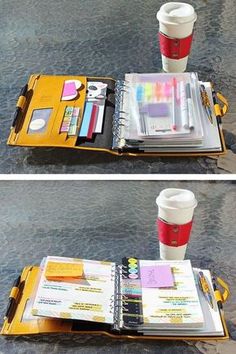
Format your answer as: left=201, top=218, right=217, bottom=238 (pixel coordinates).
left=45, top=261, right=83, bottom=280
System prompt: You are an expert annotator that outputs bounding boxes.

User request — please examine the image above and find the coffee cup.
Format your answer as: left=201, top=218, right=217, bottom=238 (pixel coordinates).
left=156, top=2, right=197, bottom=72
left=156, top=188, right=197, bottom=260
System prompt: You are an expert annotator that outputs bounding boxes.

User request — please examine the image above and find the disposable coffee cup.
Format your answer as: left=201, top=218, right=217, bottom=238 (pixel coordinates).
left=156, top=188, right=197, bottom=260
left=156, top=2, right=197, bottom=72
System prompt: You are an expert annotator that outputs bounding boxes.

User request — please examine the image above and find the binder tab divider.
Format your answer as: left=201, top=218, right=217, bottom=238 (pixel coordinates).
left=121, top=258, right=143, bottom=326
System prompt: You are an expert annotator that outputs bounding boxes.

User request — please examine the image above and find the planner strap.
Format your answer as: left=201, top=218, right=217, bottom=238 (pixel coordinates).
left=159, top=32, right=194, bottom=59
left=216, top=277, right=230, bottom=303
left=157, top=218, right=193, bottom=247
left=216, top=92, right=229, bottom=116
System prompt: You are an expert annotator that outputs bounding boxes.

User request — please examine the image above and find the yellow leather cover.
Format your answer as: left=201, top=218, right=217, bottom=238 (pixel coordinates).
left=1, top=266, right=229, bottom=340
left=8, top=75, right=87, bottom=148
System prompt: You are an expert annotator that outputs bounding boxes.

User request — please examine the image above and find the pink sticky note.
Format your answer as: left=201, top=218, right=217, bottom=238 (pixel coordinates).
left=140, top=265, right=174, bottom=288
left=62, top=82, right=77, bottom=98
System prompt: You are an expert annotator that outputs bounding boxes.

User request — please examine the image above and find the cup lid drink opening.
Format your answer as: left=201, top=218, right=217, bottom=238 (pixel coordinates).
left=156, top=188, right=197, bottom=210
left=156, top=2, right=197, bottom=25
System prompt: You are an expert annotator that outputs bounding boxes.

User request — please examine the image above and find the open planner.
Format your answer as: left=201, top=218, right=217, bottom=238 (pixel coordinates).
left=1, top=256, right=230, bottom=340
left=7, top=73, right=228, bottom=157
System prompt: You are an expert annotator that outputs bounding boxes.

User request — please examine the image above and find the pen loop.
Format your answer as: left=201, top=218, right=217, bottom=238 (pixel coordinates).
left=9, top=286, right=19, bottom=300
left=216, top=92, right=229, bottom=117
left=216, top=277, right=230, bottom=303
left=16, top=96, right=26, bottom=109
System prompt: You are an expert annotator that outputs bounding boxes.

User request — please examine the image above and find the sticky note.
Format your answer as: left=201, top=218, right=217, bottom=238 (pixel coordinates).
left=45, top=261, right=83, bottom=280
left=140, top=265, right=174, bottom=288
left=62, top=82, right=76, bottom=97
left=61, top=80, right=82, bottom=101
left=140, top=103, right=169, bottom=117
left=149, top=103, right=169, bottom=117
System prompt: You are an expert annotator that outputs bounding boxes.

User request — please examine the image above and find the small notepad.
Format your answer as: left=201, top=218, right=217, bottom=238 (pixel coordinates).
left=140, top=265, right=174, bottom=288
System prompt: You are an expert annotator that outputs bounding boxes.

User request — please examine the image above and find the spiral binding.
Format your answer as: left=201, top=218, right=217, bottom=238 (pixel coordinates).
left=112, top=80, right=129, bottom=150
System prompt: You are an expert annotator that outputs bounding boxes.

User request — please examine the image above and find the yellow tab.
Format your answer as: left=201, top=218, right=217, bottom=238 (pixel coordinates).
left=216, top=92, right=229, bottom=116
left=60, top=312, right=71, bottom=319
left=216, top=277, right=230, bottom=302
left=100, top=261, right=112, bottom=265
left=31, top=309, right=38, bottom=316
left=92, top=316, right=106, bottom=323
left=9, top=286, right=19, bottom=299
left=45, top=261, right=83, bottom=280
left=170, top=317, right=183, bottom=324
left=214, top=104, right=222, bottom=117
left=214, top=289, right=223, bottom=303
left=16, top=95, right=26, bottom=109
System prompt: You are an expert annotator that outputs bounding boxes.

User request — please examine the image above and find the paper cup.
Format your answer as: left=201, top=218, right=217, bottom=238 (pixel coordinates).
left=156, top=188, right=197, bottom=260
left=156, top=2, right=197, bottom=72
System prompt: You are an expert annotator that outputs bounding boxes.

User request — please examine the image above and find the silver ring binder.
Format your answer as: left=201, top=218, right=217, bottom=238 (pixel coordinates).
left=113, top=265, right=122, bottom=329
left=112, top=80, right=129, bottom=150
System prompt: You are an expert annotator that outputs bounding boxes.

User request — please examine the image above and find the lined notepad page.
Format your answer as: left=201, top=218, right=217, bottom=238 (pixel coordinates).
left=141, top=269, right=224, bottom=336
left=32, top=256, right=116, bottom=324
left=138, top=260, right=204, bottom=329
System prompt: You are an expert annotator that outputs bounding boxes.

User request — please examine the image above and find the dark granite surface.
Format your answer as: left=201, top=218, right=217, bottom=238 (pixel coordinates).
left=0, top=180, right=236, bottom=353
left=0, top=0, right=236, bottom=173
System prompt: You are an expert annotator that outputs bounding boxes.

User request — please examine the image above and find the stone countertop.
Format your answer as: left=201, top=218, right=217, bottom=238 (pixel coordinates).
left=0, top=180, right=235, bottom=353
left=0, top=0, right=235, bottom=173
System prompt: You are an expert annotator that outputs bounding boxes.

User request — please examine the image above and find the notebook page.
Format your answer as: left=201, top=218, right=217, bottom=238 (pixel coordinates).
left=32, top=256, right=116, bottom=324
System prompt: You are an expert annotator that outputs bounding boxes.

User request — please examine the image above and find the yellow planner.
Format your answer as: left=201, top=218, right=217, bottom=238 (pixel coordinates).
left=7, top=72, right=228, bottom=157
left=1, top=256, right=230, bottom=341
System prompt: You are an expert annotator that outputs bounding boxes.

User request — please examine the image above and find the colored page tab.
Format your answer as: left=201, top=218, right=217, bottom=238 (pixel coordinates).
left=45, top=261, right=83, bottom=280
left=144, top=83, right=152, bottom=101
left=79, top=102, right=93, bottom=137
left=140, top=265, right=174, bottom=288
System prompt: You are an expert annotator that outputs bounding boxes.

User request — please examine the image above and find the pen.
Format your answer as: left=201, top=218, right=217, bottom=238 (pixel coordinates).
left=200, top=84, right=213, bottom=124
left=198, top=271, right=214, bottom=308
left=186, top=83, right=194, bottom=129
left=4, top=275, right=21, bottom=320
left=211, top=87, right=222, bottom=124
left=172, top=78, right=177, bottom=130
left=179, top=81, right=188, bottom=129
left=12, top=84, right=28, bottom=127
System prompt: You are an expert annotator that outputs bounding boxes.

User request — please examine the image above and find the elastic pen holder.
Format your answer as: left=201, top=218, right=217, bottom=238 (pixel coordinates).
left=216, top=277, right=230, bottom=303
left=216, top=92, right=229, bottom=117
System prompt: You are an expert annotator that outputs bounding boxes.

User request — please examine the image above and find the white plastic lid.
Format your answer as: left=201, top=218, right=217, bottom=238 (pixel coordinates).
left=156, top=2, right=197, bottom=25
left=156, top=188, right=197, bottom=210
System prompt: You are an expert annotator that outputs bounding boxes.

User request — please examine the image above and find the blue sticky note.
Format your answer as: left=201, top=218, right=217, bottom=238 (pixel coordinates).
left=79, top=102, right=93, bottom=137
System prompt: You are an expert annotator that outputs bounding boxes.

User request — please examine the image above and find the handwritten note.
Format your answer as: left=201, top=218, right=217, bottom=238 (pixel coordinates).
left=140, top=265, right=174, bottom=288
left=45, top=261, right=83, bottom=280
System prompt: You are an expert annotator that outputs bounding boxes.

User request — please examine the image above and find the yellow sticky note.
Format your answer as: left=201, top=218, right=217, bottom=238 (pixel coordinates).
left=45, top=261, right=83, bottom=280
